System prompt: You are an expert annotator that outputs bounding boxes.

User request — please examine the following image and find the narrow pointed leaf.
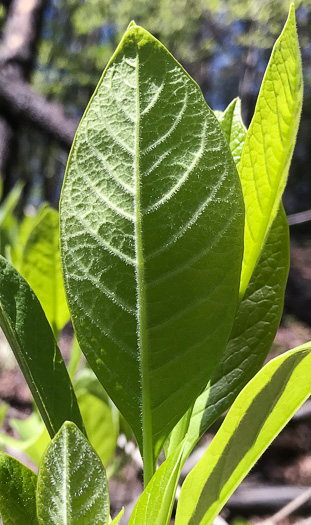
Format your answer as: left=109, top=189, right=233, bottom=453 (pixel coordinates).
left=239, top=5, right=302, bottom=295
left=0, top=453, right=38, bottom=525
left=175, top=343, right=311, bottom=525
left=20, top=205, right=70, bottom=335
left=60, top=23, right=244, bottom=473
left=37, top=422, right=109, bottom=525
left=182, top=204, right=289, bottom=458
left=0, top=256, right=84, bottom=437
left=218, top=98, right=246, bottom=167
left=0, top=182, right=24, bottom=257
left=129, top=440, right=186, bottom=525
left=0, top=182, right=24, bottom=229
left=110, top=509, right=124, bottom=524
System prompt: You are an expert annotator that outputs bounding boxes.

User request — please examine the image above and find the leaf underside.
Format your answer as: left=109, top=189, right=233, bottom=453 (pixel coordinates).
left=60, top=24, right=244, bottom=465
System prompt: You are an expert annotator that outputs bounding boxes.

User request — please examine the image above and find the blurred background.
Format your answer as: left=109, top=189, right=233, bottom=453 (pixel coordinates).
left=2, top=0, right=311, bottom=522
left=2, top=0, right=311, bottom=323
left=0, top=0, right=310, bottom=213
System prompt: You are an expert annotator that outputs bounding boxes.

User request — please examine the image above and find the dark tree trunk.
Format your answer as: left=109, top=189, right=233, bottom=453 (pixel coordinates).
left=0, top=0, right=47, bottom=191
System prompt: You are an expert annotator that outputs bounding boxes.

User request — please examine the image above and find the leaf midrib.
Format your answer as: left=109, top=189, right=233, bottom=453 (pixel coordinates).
left=133, top=42, right=153, bottom=484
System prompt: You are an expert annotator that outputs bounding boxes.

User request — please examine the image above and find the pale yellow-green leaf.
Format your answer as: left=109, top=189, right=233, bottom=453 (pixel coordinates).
left=239, top=4, right=302, bottom=295
left=175, top=343, right=311, bottom=525
left=21, top=205, right=70, bottom=335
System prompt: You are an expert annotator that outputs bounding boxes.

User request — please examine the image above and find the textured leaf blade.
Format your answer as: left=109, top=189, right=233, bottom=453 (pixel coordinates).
left=129, top=440, right=186, bottom=525
left=20, top=205, right=70, bottom=335
left=60, top=24, right=244, bottom=472
left=37, top=422, right=109, bottom=525
left=0, top=453, right=38, bottom=525
left=239, top=5, right=302, bottom=295
left=182, top=203, right=289, bottom=458
left=175, top=344, right=311, bottom=525
left=0, top=256, right=84, bottom=437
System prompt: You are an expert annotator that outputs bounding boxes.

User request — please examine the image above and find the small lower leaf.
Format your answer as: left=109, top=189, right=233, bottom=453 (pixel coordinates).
left=37, top=421, right=109, bottom=525
left=0, top=453, right=38, bottom=525
left=175, top=343, right=311, bottom=525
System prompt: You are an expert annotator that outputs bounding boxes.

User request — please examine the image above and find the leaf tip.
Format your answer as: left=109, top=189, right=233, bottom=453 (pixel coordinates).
left=127, top=20, right=137, bottom=30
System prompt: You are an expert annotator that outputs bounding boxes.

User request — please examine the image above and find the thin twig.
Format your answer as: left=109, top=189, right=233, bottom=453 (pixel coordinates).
left=261, top=486, right=311, bottom=525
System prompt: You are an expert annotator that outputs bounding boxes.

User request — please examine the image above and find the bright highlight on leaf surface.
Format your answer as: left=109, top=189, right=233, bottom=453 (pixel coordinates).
left=60, top=22, right=244, bottom=479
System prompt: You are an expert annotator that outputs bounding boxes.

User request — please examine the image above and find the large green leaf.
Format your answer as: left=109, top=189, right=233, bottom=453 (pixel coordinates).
left=239, top=5, right=302, bottom=295
left=0, top=256, right=84, bottom=437
left=20, top=205, right=70, bottom=336
left=175, top=343, right=311, bottom=525
left=60, top=23, right=244, bottom=479
left=0, top=453, right=38, bottom=525
left=129, top=440, right=186, bottom=525
left=36, top=422, right=109, bottom=525
left=182, top=205, right=289, bottom=457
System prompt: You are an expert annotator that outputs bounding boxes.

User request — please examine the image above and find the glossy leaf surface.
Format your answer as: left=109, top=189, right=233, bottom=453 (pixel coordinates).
left=60, top=23, right=244, bottom=475
left=0, top=256, right=84, bottom=437
left=239, top=5, right=302, bottom=295
left=0, top=453, right=38, bottom=524
left=175, top=344, right=311, bottom=525
left=37, top=422, right=109, bottom=525
left=20, top=205, right=70, bottom=335
left=129, top=440, right=186, bottom=525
